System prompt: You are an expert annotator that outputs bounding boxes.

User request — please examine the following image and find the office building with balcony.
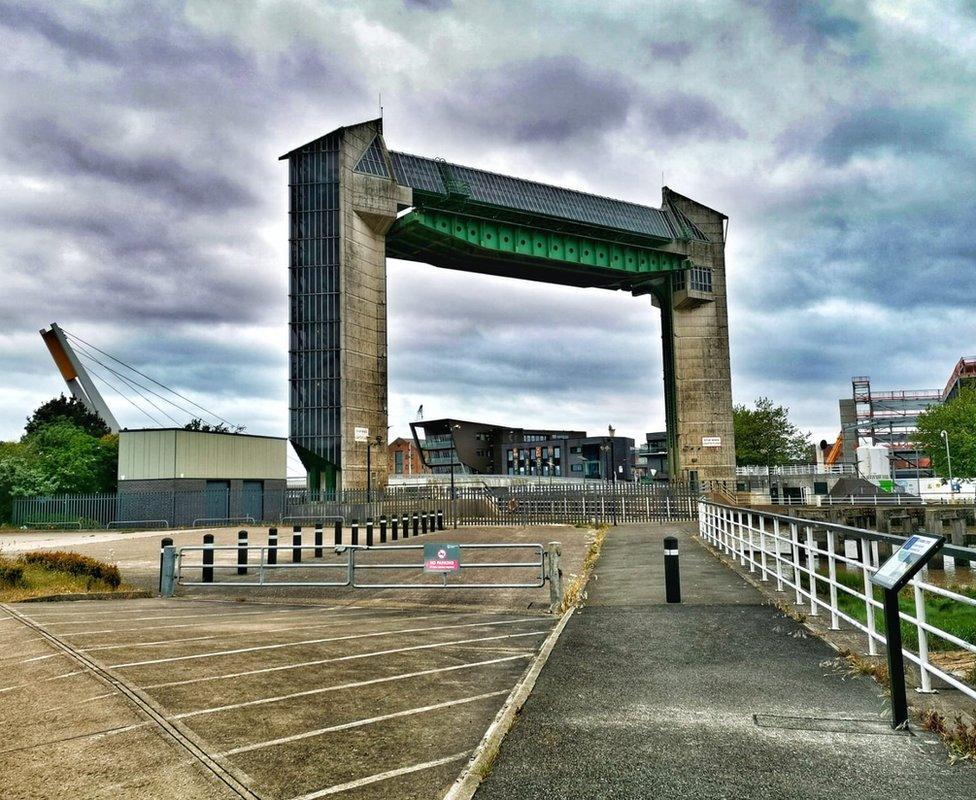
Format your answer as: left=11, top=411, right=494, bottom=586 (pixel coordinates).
left=409, top=418, right=634, bottom=481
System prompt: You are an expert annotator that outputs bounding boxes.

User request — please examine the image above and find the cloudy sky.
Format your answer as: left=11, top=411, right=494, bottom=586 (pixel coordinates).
left=1, top=0, right=974, bottom=473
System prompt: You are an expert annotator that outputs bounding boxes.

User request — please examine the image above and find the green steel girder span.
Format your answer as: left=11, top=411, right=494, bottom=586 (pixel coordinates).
left=386, top=208, right=692, bottom=295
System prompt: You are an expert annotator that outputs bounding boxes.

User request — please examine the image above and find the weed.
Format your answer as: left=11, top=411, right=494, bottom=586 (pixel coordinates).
left=775, top=600, right=807, bottom=624
left=557, top=526, right=609, bottom=614
left=837, top=648, right=889, bottom=685
left=0, top=557, right=25, bottom=589
left=20, top=551, right=121, bottom=588
left=919, top=709, right=976, bottom=762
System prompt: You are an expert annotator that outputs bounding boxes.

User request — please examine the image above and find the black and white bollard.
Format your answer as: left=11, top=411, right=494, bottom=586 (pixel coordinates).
left=202, top=533, right=215, bottom=583
left=334, top=519, right=342, bottom=546
left=314, top=523, right=323, bottom=558
left=421, top=511, right=428, bottom=535
left=292, top=526, right=302, bottom=562
left=402, top=514, right=409, bottom=537
left=351, top=520, right=359, bottom=545
left=267, top=527, right=278, bottom=565
left=664, top=536, right=681, bottom=603
left=366, top=518, right=374, bottom=547
left=437, top=509, right=445, bottom=531
left=412, top=513, right=419, bottom=537
left=379, top=516, right=387, bottom=543
left=391, top=516, right=398, bottom=540
left=237, top=529, right=248, bottom=575
left=159, top=536, right=173, bottom=594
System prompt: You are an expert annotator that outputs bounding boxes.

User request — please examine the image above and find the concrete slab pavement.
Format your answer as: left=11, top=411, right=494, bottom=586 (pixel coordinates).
left=476, top=522, right=976, bottom=800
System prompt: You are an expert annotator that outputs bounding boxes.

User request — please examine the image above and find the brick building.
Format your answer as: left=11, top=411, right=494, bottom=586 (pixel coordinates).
left=388, top=437, right=427, bottom=477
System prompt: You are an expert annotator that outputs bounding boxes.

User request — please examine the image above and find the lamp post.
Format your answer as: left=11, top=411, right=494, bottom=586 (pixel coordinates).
left=603, top=424, right=618, bottom=526
left=366, top=434, right=383, bottom=504
left=941, top=430, right=954, bottom=496
left=449, top=423, right=461, bottom=528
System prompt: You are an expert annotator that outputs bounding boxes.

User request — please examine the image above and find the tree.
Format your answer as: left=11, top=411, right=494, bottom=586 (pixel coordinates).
left=25, top=395, right=110, bottom=439
left=184, top=418, right=245, bottom=433
left=733, top=397, right=812, bottom=466
left=0, top=422, right=119, bottom=521
left=916, top=388, right=976, bottom=481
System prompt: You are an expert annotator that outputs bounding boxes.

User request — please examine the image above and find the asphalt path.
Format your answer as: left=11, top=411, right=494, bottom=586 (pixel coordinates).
left=476, top=522, right=976, bottom=799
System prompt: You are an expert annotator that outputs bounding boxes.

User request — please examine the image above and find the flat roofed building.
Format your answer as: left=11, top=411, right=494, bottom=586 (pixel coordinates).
left=410, top=418, right=634, bottom=481
left=117, top=429, right=287, bottom=525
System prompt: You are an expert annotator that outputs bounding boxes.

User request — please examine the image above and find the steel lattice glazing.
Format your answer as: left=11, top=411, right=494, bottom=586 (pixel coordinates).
left=288, top=133, right=341, bottom=488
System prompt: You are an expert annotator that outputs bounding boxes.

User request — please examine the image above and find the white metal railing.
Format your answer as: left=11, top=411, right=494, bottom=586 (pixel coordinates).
left=698, top=500, right=976, bottom=701
left=766, top=494, right=950, bottom=507
left=735, top=464, right=856, bottom=477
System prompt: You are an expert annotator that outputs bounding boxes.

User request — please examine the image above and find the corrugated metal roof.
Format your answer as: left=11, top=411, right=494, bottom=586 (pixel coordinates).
left=390, top=151, right=680, bottom=241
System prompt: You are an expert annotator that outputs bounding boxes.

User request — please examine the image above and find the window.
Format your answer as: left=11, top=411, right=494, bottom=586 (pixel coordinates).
left=571, top=463, right=582, bottom=472
left=395, top=451, right=404, bottom=474
left=570, top=446, right=582, bottom=454
left=554, top=446, right=561, bottom=458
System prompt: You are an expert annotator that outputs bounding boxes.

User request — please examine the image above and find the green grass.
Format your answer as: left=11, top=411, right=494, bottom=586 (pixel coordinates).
left=801, top=567, right=976, bottom=652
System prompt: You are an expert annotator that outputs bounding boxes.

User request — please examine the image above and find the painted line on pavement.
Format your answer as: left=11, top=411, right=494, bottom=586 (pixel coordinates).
left=0, top=721, right=149, bottom=755
left=59, top=605, right=383, bottom=637
left=142, top=629, right=551, bottom=689
left=216, top=690, right=509, bottom=758
left=173, top=653, right=533, bottom=719
left=443, top=607, right=577, bottom=800
left=0, top=668, right=89, bottom=694
left=78, top=614, right=440, bottom=653
left=30, top=606, right=336, bottom=629
left=110, top=618, right=541, bottom=669
left=287, top=751, right=471, bottom=799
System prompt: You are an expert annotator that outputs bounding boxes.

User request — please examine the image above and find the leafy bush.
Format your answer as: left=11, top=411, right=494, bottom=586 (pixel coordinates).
left=20, top=551, right=121, bottom=589
left=0, top=557, right=25, bottom=588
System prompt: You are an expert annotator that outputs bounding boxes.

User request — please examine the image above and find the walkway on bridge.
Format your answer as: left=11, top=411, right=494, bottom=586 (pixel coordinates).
left=476, top=523, right=976, bottom=799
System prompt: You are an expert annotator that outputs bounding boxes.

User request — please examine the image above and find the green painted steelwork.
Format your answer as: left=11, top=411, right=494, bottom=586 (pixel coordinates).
left=388, top=208, right=691, bottom=295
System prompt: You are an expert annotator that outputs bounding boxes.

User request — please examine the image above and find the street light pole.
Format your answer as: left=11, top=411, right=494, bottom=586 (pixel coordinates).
left=941, top=430, right=954, bottom=496
left=608, top=424, right=617, bottom=526
left=450, top=423, right=460, bottom=529
left=366, top=439, right=372, bottom=504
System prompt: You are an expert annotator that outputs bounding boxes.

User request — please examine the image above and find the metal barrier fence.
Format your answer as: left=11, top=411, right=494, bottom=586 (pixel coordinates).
left=770, top=495, right=936, bottom=507
left=160, top=526, right=563, bottom=608
left=698, top=501, right=976, bottom=701
left=12, top=482, right=698, bottom=529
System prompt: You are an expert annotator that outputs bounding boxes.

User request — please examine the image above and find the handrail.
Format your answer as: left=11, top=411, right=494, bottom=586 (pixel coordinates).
left=191, top=516, right=256, bottom=527
left=703, top=499, right=976, bottom=561
left=699, top=500, right=976, bottom=700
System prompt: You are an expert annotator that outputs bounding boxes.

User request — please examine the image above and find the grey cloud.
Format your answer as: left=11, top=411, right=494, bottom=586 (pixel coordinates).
left=646, top=40, right=693, bottom=64
left=0, top=1, right=120, bottom=62
left=433, top=56, right=633, bottom=144
left=7, top=117, right=255, bottom=210
left=817, top=106, right=956, bottom=165
left=404, top=0, right=452, bottom=8
left=644, top=91, right=746, bottom=140
left=750, top=0, right=862, bottom=49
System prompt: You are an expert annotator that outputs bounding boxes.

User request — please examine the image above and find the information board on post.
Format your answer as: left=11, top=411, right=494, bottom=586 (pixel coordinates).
left=870, top=534, right=944, bottom=591
left=423, top=543, right=460, bottom=574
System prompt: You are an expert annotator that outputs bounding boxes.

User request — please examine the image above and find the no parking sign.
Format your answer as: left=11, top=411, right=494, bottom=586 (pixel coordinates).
left=423, top=543, right=460, bottom=573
